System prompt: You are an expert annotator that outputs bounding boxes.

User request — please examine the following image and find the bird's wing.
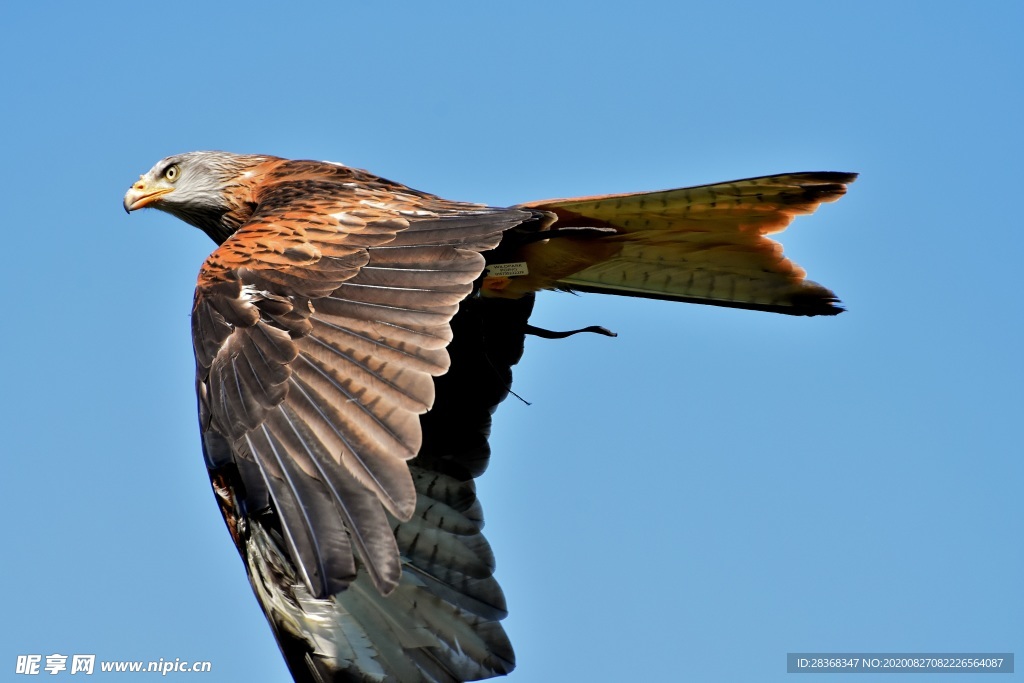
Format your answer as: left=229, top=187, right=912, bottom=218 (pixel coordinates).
left=224, top=294, right=534, bottom=682
left=519, top=172, right=856, bottom=315
left=192, top=161, right=532, bottom=599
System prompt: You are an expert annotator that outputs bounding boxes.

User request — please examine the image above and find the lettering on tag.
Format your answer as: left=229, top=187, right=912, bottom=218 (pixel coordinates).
left=485, top=262, right=529, bottom=278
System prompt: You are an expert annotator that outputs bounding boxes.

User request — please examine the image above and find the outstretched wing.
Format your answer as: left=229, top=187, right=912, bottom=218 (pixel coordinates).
left=519, top=172, right=856, bottom=315
left=192, top=160, right=532, bottom=599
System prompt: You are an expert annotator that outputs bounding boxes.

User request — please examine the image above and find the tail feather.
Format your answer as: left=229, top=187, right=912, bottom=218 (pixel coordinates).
left=517, top=172, right=855, bottom=315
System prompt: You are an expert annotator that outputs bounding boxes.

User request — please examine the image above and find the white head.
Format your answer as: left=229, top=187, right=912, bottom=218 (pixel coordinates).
left=124, top=151, right=272, bottom=242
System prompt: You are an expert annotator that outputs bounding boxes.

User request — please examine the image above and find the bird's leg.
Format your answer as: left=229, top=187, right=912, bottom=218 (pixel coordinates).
left=525, top=324, right=617, bottom=339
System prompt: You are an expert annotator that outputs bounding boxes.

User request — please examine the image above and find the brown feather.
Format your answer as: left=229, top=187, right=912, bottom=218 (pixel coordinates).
left=514, top=171, right=855, bottom=315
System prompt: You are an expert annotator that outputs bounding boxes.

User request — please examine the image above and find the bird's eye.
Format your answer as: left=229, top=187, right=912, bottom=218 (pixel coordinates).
left=164, top=164, right=181, bottom=182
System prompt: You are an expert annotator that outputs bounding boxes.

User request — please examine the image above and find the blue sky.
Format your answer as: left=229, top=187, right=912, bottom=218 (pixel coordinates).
left=3, top=2, right=1021, bottom=681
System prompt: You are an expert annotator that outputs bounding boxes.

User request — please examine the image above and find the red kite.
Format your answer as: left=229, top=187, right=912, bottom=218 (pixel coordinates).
left=124, top=152, right=854, bottom=682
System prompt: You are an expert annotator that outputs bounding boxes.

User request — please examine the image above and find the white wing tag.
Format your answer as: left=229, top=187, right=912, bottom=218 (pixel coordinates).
left=484, top=262, right=529, bottom=278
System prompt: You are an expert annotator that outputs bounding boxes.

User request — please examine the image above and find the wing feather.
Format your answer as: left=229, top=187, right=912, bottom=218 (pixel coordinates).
left=309, top=314, right=450, bottom=375
left=289, top=351, right=420, bottom=514
left=272, top=401, right=402, bottom=593
left=194, top=161, right=532, bottom=599
left=243, top=424, right=354, bottom=598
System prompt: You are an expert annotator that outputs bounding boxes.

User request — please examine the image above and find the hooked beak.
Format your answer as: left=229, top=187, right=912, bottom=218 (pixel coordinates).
left=123, top=176, right=173, bottom=213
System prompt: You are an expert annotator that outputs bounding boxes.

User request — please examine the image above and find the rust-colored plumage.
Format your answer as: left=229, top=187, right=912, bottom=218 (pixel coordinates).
left=124, top=152, right=855, bottom=682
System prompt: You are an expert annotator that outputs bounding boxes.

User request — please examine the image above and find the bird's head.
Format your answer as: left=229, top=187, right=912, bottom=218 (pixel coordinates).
left=124, top=151, right=272, bottom=243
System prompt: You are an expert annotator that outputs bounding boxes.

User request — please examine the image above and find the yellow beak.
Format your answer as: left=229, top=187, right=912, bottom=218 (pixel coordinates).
left=123, top=176, right=173, bottom=213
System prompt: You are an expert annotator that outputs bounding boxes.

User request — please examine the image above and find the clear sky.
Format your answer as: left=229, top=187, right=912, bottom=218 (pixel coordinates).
left=3, top=2, right=1021, bottom=681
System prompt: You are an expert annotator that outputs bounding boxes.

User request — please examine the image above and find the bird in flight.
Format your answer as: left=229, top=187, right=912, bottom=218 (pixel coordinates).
left=124, top=152, right=854, bottom=682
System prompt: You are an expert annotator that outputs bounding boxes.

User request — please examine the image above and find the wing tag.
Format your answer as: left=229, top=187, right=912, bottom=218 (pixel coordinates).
left=484, top=262, right=529, bottom=278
